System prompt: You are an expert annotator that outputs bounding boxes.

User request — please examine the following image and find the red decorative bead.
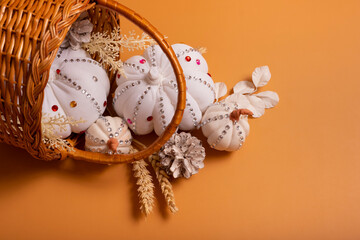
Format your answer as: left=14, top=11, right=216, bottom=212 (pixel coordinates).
left=56, top=69, right=60, bottom=74
left=147, top=116, right=153, bottom=121
left=139, top=59, right=146, bottom=64
left=117, top=74, right=121, bottom=78
left=196, top=59, right=200, bottom=65
left=127, top=119, right=132, bottom=124
left=207, top=73, right=212, bottom=77
left=103, top=101, right=107, bottom=107
left=185, top=56, right=191, bottom=62
left=51, top=105, right=58, bottom=112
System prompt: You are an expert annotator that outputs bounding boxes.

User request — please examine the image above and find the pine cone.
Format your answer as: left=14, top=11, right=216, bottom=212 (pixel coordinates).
left=159, top=132, right=205, bottom=179
left=61, top=12, right=93, bottom=50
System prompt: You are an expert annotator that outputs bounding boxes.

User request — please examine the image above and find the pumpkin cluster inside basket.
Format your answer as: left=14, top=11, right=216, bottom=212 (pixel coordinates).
left=0, top=0, right=186, bottom=164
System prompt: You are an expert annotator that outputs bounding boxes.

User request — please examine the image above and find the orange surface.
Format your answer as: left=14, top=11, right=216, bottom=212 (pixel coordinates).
left=1, top=0, right=360, bottom=239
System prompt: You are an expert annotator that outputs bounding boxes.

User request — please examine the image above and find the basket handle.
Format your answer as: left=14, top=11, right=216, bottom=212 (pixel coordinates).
left=64, top=0, right=186, bottom=164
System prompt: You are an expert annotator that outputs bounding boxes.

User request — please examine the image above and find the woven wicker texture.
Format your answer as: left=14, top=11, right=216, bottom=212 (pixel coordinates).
left=0, top=0, right=186, bottom=163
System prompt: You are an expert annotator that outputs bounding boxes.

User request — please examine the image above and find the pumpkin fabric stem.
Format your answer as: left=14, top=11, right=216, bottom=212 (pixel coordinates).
left=107, top=138, right=119, bottom=151
left=229, top=109, right=253, bottom=122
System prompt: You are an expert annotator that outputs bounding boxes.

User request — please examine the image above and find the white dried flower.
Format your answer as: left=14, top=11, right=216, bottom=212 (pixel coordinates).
left=61, top=12, right=93, bottom=50
left=159, top=132, right=205, bottom=179
left=41, top=113, right=85, bottom=151
left=82, top=29, right=156, bottom=77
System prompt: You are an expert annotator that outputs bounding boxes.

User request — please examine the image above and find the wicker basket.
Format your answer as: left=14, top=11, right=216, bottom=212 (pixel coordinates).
left=0, top=0, right=186, bottom=164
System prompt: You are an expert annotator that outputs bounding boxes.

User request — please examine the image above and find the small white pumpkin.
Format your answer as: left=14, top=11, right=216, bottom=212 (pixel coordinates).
left=85, top=116, right=132, bottom=154
left=201, top=66, right=279, bottom=151
left=113, top=44, right=219, bottom=136
left=200, top=101, right=251, bottom=151
left=42, top=47, right=110, bottom=138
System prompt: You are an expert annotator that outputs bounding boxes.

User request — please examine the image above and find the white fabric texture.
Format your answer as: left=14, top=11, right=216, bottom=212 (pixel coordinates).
left=42, top=47, right=110, bottom=138
left=85, top=116, right=132, bottom=154
left=113, top=43, right=216, bottom=136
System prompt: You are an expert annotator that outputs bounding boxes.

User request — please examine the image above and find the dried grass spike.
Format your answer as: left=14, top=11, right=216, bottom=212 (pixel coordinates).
left=150, top=154, right=178, bottom=213
left=120, top=31, right=156, bottom=52
left=132, top=158, right=155, bottom=216
left=196, top=47, right=207, bottom=54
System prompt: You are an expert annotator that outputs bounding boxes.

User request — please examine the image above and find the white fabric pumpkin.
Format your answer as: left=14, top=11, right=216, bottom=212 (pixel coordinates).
left=200, top=101, right=251, bottom=151
left=85, top=116, right=132, bottom=154
left=201, top=66, right=279, bottom=151
left=113, top=44, right=219, bottom=136
left=42, top=47, right=110, bottom=138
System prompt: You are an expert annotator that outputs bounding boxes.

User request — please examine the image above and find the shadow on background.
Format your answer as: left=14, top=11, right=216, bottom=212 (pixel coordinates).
left=0, top=129, right=233, bottom=219
left=0, top=142, right=109, bottom=197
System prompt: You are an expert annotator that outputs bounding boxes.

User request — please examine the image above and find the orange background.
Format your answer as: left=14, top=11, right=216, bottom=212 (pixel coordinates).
left=1, top=0, right=360, bottom=239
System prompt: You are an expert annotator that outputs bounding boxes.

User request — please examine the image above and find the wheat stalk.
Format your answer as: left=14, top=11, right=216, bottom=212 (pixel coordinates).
left=149, top=154, right=179, bottom=213
left=131, top=147, right=155, bottom=216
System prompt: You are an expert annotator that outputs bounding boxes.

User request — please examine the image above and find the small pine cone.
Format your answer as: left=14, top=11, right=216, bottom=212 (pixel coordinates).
left=61, top=12, right=93, bottom=50
left=159, top=132, right=205, bottom=179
